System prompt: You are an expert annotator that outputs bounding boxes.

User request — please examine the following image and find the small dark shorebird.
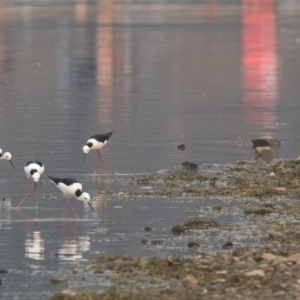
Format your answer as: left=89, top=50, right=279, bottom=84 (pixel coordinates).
left=82, top=132, right=112, bottom=174
left=48, top=175, right=95, bottom=219
left=17, top=161, right=45, bottom=209
left=0, top=148, right=15, bottom=169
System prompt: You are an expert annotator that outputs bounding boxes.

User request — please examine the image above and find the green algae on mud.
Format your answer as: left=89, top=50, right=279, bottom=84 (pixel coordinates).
left=48, top=159, right=300, bottom=300
left=123, top=159, right=300, bottom=198
left=50, top=249, right=300, bottom=300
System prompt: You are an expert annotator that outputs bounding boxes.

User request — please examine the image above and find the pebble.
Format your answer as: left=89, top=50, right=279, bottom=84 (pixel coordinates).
left=271, top=187, right=288, bottom=195
left=188, top=242, right=200, bottom=249
left=261, top=253, right=278, bottom=261
left=232, top=248, right=246, bottom=257
left=211, top=205, right=222, bottom=211
left=140, top=239, right=149, bottom=245
left=245, top=269, right=265, bottom=278
left=151, top=240, right=165, bottom=246
left=222, top=241, right=233, bottom=249
left=171, top=224, right=186, bottom=235
left=177, top=144, right=185, bottom=151
left=243, top=206, right=274, bottom=215
left=182, top=161, right=198, bottom=170
left=144, top=226, right=152, bottom=232
left=287, top=253, right=300, bottom=264
left=269, top=231, right=282, bottom=239
left=255, top=146, right=273, bottom=157
left=49, top=278, right=68, bottom=285
left=182, top=275, right=198, bottom=286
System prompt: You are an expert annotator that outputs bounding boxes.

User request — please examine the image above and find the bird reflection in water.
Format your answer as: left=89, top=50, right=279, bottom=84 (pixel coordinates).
left=55, top=236, right=90, bottom=261
left=25, top=231, right=45, bottom=260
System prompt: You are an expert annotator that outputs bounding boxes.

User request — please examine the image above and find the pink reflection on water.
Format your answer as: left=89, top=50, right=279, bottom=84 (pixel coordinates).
left=242, top=0, right=278, bottom=125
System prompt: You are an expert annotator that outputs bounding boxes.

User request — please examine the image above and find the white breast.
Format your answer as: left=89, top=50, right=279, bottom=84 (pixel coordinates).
left=57, top=182, right=82, bottom=197
left=87, top=138, right=106, bottom=150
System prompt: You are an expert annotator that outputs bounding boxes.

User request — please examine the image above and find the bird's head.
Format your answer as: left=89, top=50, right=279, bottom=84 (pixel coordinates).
left=3, top=152, right=12, bottom=161
left=3, top=152, right=15, bottom=169
left=82, top=145, right=90, bottom=154
left=77, top=191, right=90, bottom=201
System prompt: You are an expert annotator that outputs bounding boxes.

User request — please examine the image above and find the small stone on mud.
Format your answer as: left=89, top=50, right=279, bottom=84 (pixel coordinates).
left=182, top=161, right=198, bottom=169
left=232, top=248, right=246, bottom=257
left=188, top=241, right=200, bottom=248
left=245, top=269, right=265, bottom=278
left=271, top=187, right=287, bottom=195
left=144, top=226, right=152, bottom=232
left=182, top=275, right=198, bottom=286
left=151, top=240, right=165, bottom=246
left=287, top=253, right=300, bottom=264
left=171, top=224, right=186, bottom=235
left=60, top=290, right=77, bottom=297
left=212, top=205, right=222, bottom=211
left=269, top=231, right=282, bottom=239
left=140, top=239, right=149, bottom=245
left=244, top=206, right=274, bottom=215
left=177, top=144, right=185, bottom=151
left=261, top=253, right=278, bottom=261
left=49, top=278, right=68, bottom=285
left=269, top=172, right=276, bottom=177
left=255, top=146, right=273, bottom=157
left=222, top=241, right=233, bottom=249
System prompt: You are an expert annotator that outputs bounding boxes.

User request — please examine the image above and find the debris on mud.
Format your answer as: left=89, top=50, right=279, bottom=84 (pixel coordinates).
left=177, top=144, right=185, bottom=150
left=48, top=159, right=300, bottom=300
left=122, top=159, right=300, bottom=198
left=50, top=249, right=300, bottom=300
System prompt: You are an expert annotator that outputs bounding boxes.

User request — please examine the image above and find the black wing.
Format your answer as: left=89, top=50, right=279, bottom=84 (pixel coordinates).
left=90, top=132, right=113, bottom=143
left=26, top=160, right=43, bottom=167
left=48, top=176, right=78, bottom=186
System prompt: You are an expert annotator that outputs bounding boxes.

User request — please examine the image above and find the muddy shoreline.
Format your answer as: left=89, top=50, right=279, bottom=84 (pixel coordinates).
left=49, top=159, right=300, bottom=300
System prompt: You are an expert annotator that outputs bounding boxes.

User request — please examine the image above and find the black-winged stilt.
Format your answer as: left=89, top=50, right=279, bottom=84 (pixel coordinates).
left=48, top=175, right=95, bottom=219
left=82, top=132, right=112, bottom=174
left=0, top=148, right=15, bottom=169
left=16, top=160, right=45, bottom=209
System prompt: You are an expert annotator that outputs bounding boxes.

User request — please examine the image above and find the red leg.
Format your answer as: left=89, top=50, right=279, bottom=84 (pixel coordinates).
left=62, top=197, right=66, bottom=237
left=71, top=220, right=79, bottom=237
left=97, top=150, right=104, bottom=164
left=16, top=179, right=30, bottom=209
left=93, top=150, right=105, bottom=175
left=71, top=198, right=79, bottom=219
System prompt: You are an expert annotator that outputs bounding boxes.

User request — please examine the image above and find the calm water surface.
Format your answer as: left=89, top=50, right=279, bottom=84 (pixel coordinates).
left=0, top=0, right=300, bottom=298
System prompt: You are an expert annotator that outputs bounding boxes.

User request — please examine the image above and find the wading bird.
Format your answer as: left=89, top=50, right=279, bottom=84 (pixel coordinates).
left=0, top=148, right=15, bottom=169
left=48, top=175, right=95, bottom=219
left=17, top=161, right=45, bottom=209
left=82, top=132, right=112, bottom=174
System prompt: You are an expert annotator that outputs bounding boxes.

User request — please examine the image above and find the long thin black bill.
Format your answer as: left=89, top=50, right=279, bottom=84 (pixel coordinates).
left=88, top=201, right=96, bottom=212
left=34, top=182, right=37, bottom=193
left=9, top=160, right=15, bottom=169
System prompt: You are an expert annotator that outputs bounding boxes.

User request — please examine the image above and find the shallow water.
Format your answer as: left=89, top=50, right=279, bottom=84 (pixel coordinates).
left=0, top=0, right=300, bottom=298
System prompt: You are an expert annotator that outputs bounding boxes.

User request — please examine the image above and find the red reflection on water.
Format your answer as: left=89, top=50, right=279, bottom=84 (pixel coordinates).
left=242, top=0, right=277, bottom=125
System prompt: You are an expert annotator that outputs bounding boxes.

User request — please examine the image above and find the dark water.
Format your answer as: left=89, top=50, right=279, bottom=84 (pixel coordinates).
left=0, top=0, right=300, bottom=298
